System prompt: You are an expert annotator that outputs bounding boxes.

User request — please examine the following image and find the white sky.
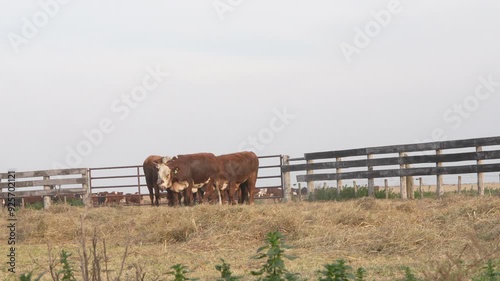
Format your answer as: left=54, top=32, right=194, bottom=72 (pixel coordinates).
left=1, top=0, right=500, bottom=182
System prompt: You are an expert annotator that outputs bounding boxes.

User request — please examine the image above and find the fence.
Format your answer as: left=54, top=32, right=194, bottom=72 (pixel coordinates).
left=281, top=136, right=500, bottom=199
left=0, top=168, right=90, bottom=209
left=3, top=136, right=499, bottom=208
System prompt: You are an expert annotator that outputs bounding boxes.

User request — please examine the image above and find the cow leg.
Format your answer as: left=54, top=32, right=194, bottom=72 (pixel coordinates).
left=184, top=182, right=194, bottom=206
left=246, top=173, right=258, bottom=204
left=217, top=188, right=222, bottom=205
left=238, top=182, right=248, bottom=204
left=167, top=189, right=178, bottom=207
left=167, top=189, right=173, bottom=206
left=228, top=181, right=238, bottom=205
left=222, top=189, right=230, bottom=204
left=192, top=189, right=199, bottom=205
left=197, top=188, right=205, bottom=204
left=154, top=185, right=161, bottom=206
left=202, top=178, right=216, bottom=204
left=146, top=184, right=155, bottom=207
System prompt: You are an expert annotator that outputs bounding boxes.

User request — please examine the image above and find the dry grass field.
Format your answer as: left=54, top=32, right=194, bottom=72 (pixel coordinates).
left=1, top=195, right=499, bottom=280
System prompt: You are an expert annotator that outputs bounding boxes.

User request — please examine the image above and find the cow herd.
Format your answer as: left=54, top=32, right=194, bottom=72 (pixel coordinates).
left=143, top=151, right=259, bottom=206
left=91, top=191, right=141, bottom=206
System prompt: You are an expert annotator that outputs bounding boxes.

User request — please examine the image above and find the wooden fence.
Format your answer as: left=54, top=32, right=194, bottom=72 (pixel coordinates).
left=0, top=168, right=90, bottom=208
left=3, top=136, right=500, bottom=208
left=281, top=136, right=500, bottom=200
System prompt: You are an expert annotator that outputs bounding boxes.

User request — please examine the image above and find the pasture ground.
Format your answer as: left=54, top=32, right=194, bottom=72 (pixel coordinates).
left=0, top=195, right=499, bottom=280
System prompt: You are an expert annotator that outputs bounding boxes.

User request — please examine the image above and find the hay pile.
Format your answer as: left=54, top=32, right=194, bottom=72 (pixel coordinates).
left=2, top=195, right=499, bottom=280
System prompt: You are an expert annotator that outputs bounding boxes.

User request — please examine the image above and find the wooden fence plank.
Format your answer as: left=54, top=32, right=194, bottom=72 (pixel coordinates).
left=0, top=177, right=86, bottom=189
left=0, top=168, right=87, bottom=179
left=282, top=150, right=500, bottom=172
left=0, top=188, right=85, bottom=198
left=296, top=163, right=500, bottom=182
left=304, top=136, right=500, bottom=160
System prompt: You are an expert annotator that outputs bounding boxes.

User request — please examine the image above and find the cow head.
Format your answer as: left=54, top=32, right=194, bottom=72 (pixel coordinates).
left=155, top=156, right=173, bottom=190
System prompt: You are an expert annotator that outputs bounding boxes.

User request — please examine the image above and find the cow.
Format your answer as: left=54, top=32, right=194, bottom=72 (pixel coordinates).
left=156, top=153, right=218, bottom=206
left=143, top=155, right=171, bottom=206
left=265, top=187, right=283, bottom=203
left=257, top=188, right=268, bottom=197
left=23, top=196, right=44, bottom=206
left=98, top=191, right=108, bottom=206
left=125, top=192, right=142, bottom=205
left=106, top=191, right=124, bottom=205
left=212, top=151, right=259, bottom=205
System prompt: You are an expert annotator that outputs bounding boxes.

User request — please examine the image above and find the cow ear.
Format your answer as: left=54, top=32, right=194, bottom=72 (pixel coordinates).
left=154, top=163, right=160, bottom=170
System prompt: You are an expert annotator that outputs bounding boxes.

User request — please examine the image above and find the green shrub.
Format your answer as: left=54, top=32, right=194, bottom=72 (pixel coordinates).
left=215, top=258, right=241, bottom=281
left=317, top=259, right=354, bottom=281
left=19, top=272, right=44, bottom=281
left=58, top=250, right=76, bottom=281
left=251, top=231, right=301, bottom=281
left=26, top=202, right=44, bottom=210
left=473, top=260, right=500, bottom=281
left=167, top=264, right=198, bottom=281
left=400, top=266, right=421, bottom=281
left=311, top=186, right=399, bottom=201
left=354, top=267, right=366, bottom=281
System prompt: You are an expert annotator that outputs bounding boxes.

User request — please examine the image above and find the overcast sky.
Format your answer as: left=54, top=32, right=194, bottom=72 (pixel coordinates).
left=2, top=0, right=500, bottom=177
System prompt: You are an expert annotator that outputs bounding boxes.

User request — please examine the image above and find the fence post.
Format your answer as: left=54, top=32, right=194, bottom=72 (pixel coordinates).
left=436, top=149, right=443, bottom=198
left=137, top=166, right=141, bottom=195
left=281, top=155, right=291, bottom=203
left=306, top=159, right=315, bottom=201
left=336, top=157, right=342, bottom=191
left=404, top=156, right=414, bottom=199
left=353, top=181, right=357, bottom=198
left=83, top=169, right=92, bottom=208
left=477, top=146, right=484, bottom=196
left=419, top=177, right=423, bottom=199
left=43, top=176, right=52, bottom=209
left=399, top=152, right=407, bottom=200
left=384, top=179, right=388, bottom=199
left=367, top=154, right=374, bottom=198
left=458, top=176, right=462, bottom=194
left=298, top=183, right=302, bottom=201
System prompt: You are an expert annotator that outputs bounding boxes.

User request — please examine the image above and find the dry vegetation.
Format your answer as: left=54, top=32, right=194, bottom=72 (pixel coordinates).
left=1, top=195, right=499, bottom=280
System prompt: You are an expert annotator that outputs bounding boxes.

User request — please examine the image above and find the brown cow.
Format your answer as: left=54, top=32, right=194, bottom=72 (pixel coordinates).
left=265, top=187, right=283, bottom=203
left=143, top=155, right=171, bottom=206
left=125, top=192, right=141, bottom=205
left=156, top=153, right=218, bottom=206
left=211, top=151, right=259, bottom=205
left=23, top=196, right=44, bottom=207
left=106, top=191, right=124, bottom=205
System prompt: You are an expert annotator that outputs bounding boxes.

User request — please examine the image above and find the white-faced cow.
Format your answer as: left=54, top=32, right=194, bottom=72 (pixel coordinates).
left=143, top=155, right=171, bottom=206
left=156, top=153, right=218, bottom=206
